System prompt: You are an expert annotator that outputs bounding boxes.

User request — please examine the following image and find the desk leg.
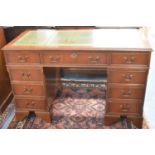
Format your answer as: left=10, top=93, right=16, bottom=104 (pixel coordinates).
left=15, top=110, right=29, bottom=121
left=15, top=110, right=51, bottom=123
left=104, top=115, right=143, bottom=128
left=35, top=111, right=51, bottom=123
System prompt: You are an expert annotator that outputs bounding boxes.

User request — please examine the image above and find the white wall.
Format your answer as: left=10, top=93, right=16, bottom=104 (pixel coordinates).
left=144, top=27, right=155, bottom=128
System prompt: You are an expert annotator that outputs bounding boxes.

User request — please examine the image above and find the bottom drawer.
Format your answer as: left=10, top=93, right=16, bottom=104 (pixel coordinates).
left=106, top=99, right=143, bottom=116
left=15, top=98, right=48, bottom=111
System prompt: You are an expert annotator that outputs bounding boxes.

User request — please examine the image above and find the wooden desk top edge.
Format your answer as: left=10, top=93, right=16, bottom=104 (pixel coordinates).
left=2, top=29, right=152, bottom=52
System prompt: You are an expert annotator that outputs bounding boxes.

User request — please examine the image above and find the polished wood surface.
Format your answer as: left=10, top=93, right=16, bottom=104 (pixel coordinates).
left=3, top=28, right=152, bottom=128
left=0, top=27, right=12, bottom=114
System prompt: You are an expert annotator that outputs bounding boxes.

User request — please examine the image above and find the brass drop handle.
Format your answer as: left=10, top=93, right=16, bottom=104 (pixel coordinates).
left=121, top=89, right=132, bottom=97
left=88, top=56, right=100, bottom=63
left=120, top=103, right=130, bottom=112
left=123, top=56, right=135, bottom=64
left=22, top=72, right=31, bottom=80
left=18, top=55, right=29, bottom=63
left=122, top=108, right=129, bottom=112
left=49, top=56, right=60, bottom=63
left=70, top=52, right=78, bottom=59
left=23, top=87, right=33, bottom=94
left=26, top=101, right=36, bottom=108
left=122, top=74, right=134, bottom=82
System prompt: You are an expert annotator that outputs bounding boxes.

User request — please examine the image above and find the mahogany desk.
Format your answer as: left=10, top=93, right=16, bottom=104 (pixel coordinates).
left=2, top=29, right=152, bottom=128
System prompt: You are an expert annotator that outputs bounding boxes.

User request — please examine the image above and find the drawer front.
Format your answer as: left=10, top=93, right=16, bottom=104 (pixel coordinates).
left=42, top=51, right=107, bottom=65
left=9, top=68, right=43, bottom=81
left=106, top=99, right=142, bottom=115
left=15, top=98, right=47, bottom=110
left=12, top=84, right=44, bottom=96
left=6, top=51, right=40, bottom=64
left=107, top=85, right=145, bottom=99
left=111, top=53, right=150, bottom=65
left=42, top=51, right=63, bottom=64
left=64, top=51, right=107, bottom=65
left=108, top=69, right=148, bottom=84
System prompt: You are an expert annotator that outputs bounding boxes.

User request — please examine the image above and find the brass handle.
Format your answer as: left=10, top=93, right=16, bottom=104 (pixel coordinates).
left=26, top=101, right=36, bottom=108
left=122, top=74, right=133, bottom=82
left=88, top=56, right=100, bottom=63
left=49, top=56, right=60, bottom=63
left=120, top=103, right=130, bottom=112
left=121, top=89, right=132, bottom=97
left=18, top=56, right=29, bottom=63
left=22, top=72, right=31, bottom=80
left=122, top=108, right=129, bottom=112
left=123, top=56, right=135, bottom=64
left=70, top=52, right=78, bottom=59
left=23, top=87, right=33, bottom=94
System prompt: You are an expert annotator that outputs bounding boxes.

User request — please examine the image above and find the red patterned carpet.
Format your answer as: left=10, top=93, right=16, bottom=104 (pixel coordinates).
left=7, top=86, right=137, bottom=129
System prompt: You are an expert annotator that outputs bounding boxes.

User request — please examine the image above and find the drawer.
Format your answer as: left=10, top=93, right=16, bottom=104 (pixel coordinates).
left=111, top=52, right=150, bottom=65
left=42, top=51, right=63, bottom=64
left=106, top=99, right=142, bottom=115
left=107, top=85, right=145, bottom=99
left=15, top=98, right=47, bottom=110
left=9, top=68, right=43, bottom=81
left=42, top=51, right=107, bottom=65
left=5, top=51, right=40, bottom=64
left=64, top=51, right=107, bottom=65
left=12, top=84, right=45, bottom=96
left=108, top=69, right=148, bottom=84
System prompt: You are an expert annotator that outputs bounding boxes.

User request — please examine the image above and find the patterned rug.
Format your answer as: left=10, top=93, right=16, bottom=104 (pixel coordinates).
left=7, top=86, right=137, bottom=129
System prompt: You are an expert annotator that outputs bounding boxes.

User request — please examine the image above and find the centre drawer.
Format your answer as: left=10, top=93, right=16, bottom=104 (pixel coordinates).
left=106, top=99, right=143, bottom=115
left=9, top=67, right=43, bottom=81
left=5, top=51, right=40, bottom=64
left=108, top=68, right=148, bottom=84
left=42, top=51, right=107, bottom=65
left=15, top=98, right=47, bottom=110
left=12, top=84, right=45, bottom=96
left=107, top=84, right=145, bottom=99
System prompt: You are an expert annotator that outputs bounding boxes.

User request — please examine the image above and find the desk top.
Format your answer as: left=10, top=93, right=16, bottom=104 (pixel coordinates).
left=3, top=29, right=152, bottom=51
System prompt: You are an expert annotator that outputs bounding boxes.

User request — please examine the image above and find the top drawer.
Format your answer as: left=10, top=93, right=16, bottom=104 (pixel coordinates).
left=5, top=51, right=40, bottom=64
left=111, top=52, right=150, bottom=66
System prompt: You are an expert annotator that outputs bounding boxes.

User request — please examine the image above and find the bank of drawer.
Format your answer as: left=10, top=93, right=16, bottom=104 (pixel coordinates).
left=108, top=69, right=148, bottom=84
left=12, top=84, right=45, bottom=96
left=5, top=51, right=40, bottom=64
left=64, top=51, right=107, bottom=65
left=15, top=98, right=47, bottom=110
left=111, top=53, right=150, bottom=65
left=106, top=99, right=142, bottom=115
left=107, top=85, right=145, bottom=99
left=42, top=51, right=63, bottom=64
left=9, top=68, right=43, bottom=81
